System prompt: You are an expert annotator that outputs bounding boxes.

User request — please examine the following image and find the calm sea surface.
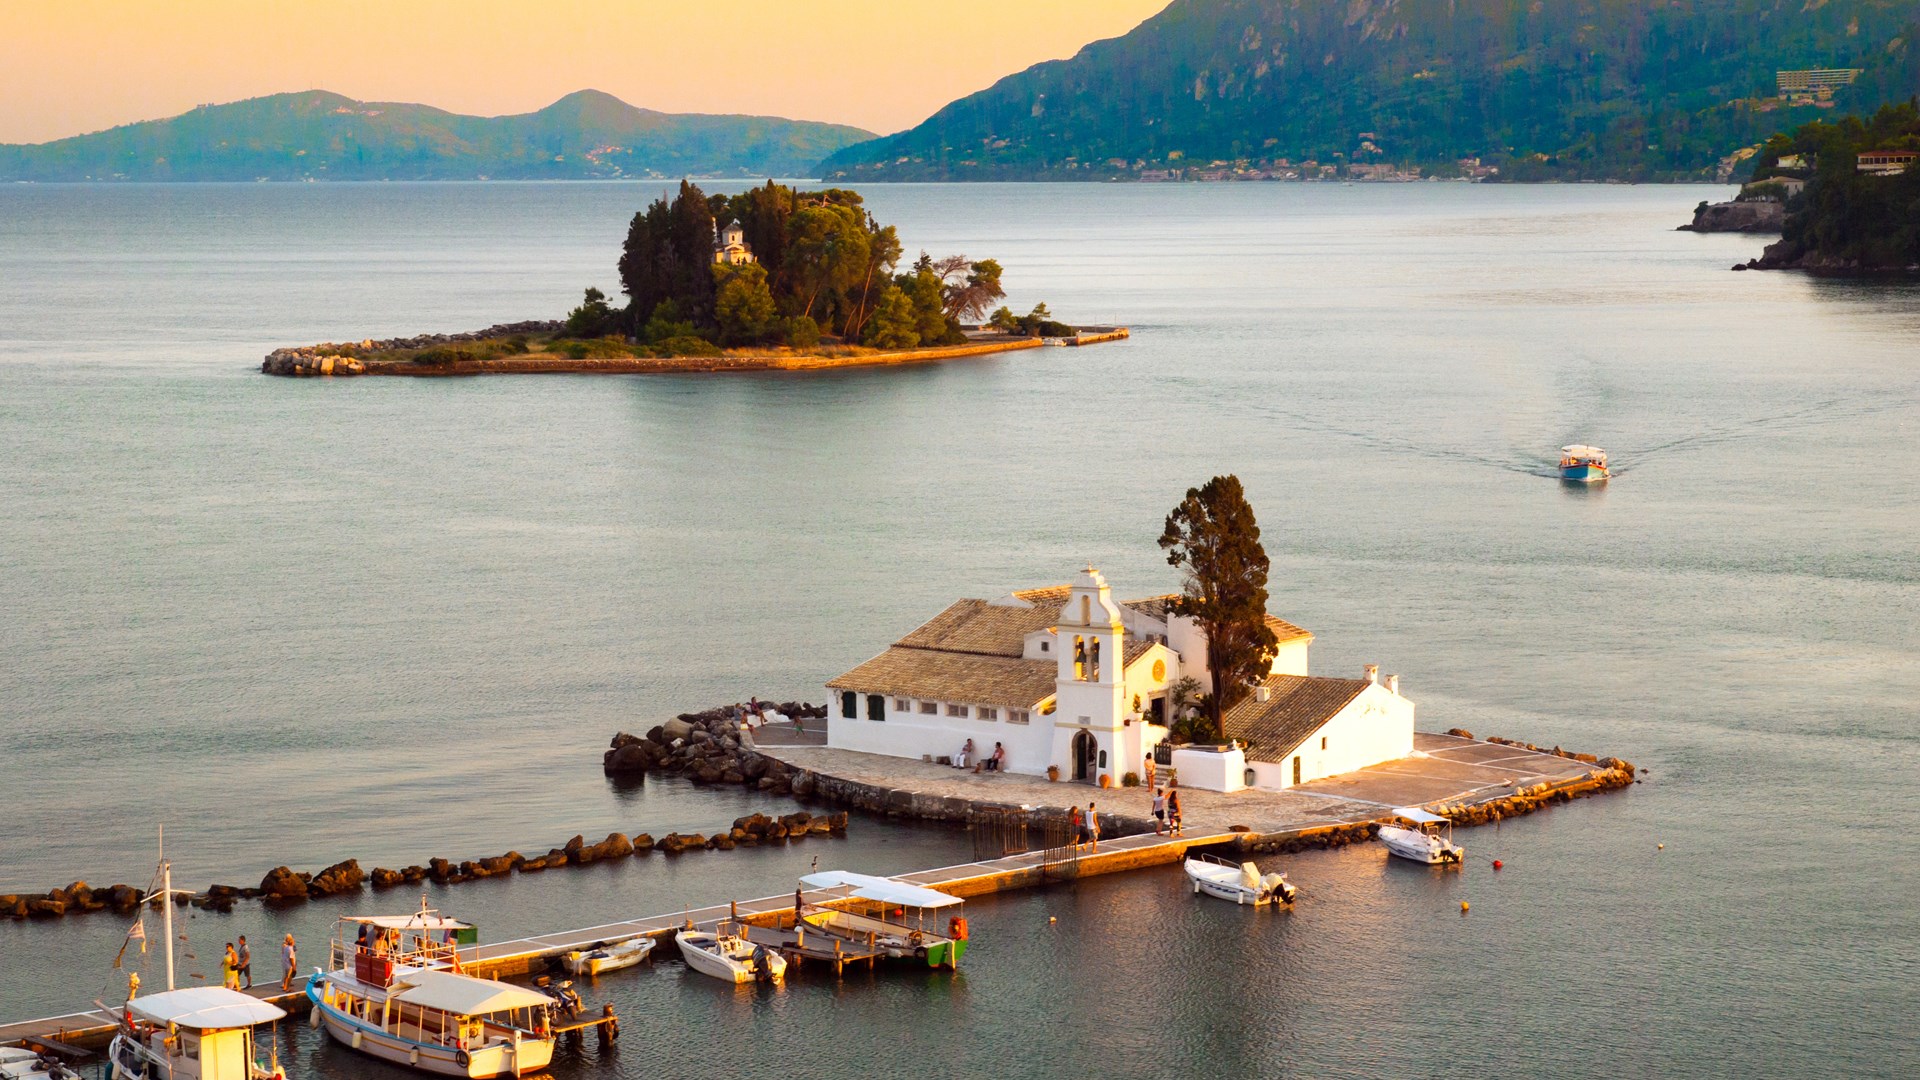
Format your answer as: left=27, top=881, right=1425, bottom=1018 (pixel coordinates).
left=0, top=182, right=1914, bottom=1077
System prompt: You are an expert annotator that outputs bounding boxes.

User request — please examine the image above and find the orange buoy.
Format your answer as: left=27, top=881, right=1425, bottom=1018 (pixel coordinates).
left=1460, top=901, right=1470, bottom=913
left=1492, top=859, right=1503, bottom=870
left=1657, top=843, right=1665, bottom=850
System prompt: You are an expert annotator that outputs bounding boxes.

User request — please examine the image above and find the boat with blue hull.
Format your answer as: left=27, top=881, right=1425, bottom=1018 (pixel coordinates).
left=1559, top=445, right=1610, bottom=482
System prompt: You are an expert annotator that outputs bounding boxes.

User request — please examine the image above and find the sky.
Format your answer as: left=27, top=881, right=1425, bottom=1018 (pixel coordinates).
left=0, top=1, right=1170, bottom=145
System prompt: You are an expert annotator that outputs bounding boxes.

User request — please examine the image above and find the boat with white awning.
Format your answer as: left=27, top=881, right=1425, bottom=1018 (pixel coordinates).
left=108, top=986, right=287, bottom=1080
left=306, top=903, right=557, bottom=1078
left=1378, top=807, right=1464, bottom=865
left=794, top=871, right=969, bottom=969
left=1559, top=445, right=1610, bottom=482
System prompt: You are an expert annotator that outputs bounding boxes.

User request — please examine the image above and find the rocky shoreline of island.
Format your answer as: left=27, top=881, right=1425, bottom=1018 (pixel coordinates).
left=261, top=321, right=1127, bottom=378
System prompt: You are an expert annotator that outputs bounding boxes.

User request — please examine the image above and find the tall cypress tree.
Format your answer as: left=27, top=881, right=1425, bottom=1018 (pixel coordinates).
left=1158, top=475, right=1279, bottom=741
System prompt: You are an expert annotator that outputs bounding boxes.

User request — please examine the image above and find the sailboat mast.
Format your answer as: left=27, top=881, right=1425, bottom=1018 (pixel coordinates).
left=160, top=824, right=176, bottom=992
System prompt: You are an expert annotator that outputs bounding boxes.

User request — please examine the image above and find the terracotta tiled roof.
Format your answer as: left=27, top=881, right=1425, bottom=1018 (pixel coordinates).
left=1122, top=594, right=1313, bottom=645
left=1265, top=615, right=1313, bottom=644
left=825, top=648, right=1057, bottom=710
left=895, top=597, right=1062, bottom=657
left=1222, top=675, right=1370, bottom=763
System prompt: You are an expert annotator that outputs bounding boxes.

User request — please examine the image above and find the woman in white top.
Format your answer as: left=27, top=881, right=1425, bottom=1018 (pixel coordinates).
left=958, top=739, right=974, bottom=768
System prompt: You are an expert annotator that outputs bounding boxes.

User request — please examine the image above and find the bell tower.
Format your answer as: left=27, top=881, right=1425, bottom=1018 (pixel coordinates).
left=1050, top=566, right=1128, bottom=781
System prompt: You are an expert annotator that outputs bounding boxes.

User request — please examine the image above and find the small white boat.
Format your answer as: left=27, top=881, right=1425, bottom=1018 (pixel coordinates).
left=675, top=928, right=785, bottom=984
left=561, top=936, right=655, bottom=976
left=2, top=1047, right=83, bottom=1080
left=1184, top=853, right=1297, bottom=906
left=107, top=986, right=287, bottom=1080
left=1379, top=807, right=1464, bottom=865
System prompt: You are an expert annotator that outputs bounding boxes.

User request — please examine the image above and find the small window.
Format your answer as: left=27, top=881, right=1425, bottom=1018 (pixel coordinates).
left=947, top=704, right=968, bottom=718
left=1321, top=736, right=1328, bottom=751
left=841, top=691, right=857, bottom=719
left=978, top=707, right=999, bottom=721
left=1040, top=641, right=1050, bottom=652
left=895, top=698, right=911, bottom=712
left=919, top=701, right=938, bottom=715
left=1007, top=710, right=1030, bottom=725
left=867, top=694, right=886, bottom=721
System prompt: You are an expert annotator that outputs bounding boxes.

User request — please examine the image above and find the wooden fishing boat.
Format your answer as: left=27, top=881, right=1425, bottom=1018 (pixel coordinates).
left=107, top=987, right=287, bottom=1080
left=795, top=870, right=968, bottom=970
left=307, top=906, right=557, bottom=1077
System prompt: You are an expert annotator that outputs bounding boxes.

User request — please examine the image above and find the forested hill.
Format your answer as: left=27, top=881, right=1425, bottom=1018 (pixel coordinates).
left=0, top=90, right=874, bottom=181
left=820, top=0, right=1919, bottom=182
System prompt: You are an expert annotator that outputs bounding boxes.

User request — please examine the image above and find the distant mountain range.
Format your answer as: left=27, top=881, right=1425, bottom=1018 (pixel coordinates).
left=0, top=90, right=874, bottom=181
left=821, top=0, right=1920, bottom=182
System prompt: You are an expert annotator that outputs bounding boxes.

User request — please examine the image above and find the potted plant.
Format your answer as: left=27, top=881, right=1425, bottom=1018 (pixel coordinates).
left=1046, top=764, right=1060, bottom=782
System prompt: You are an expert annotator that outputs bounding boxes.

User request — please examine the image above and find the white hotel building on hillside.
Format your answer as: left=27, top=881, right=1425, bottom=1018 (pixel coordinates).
left=825, top=567, right=1414, bottom=792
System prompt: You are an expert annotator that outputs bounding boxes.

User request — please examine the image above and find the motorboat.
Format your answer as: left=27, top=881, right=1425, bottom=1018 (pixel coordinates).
left=107, top=987, right=287, bottom=1080
left=307, top=905, right=557, bottom=1077
left=675, top=928, right=785, bottom=984
left=560, top=936, right=654, bottom=976
left=1184, top=853, right=1297, bottom=906
left=1559, top=445, right=1610, bottom=482
left=1, top=1047, right=83, bottom=1080
left=796, top=870, right=969, bottom=969
left=1379, top=807, right=1465, bottom=865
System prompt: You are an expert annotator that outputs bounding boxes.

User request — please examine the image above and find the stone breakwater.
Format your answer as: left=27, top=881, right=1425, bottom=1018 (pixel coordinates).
left=603, top=702, right=830, bottom=794
left=260, top=321, right=563, bottom=376
left=4, top=810, right=847, bottom=925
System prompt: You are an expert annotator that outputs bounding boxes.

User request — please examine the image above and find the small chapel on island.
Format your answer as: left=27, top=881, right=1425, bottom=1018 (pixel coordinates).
left=825, top=566, right=1415, bottom=793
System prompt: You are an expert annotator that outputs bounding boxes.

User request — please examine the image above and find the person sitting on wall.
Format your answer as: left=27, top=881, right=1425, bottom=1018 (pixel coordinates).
left=989, top=743, right=1006, bottom=771
left=957, top=739, right=974, bottom=769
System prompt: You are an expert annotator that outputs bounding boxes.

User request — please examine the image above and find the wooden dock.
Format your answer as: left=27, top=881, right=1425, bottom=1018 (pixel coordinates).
left=0, top=829, right=1228, bottom=1054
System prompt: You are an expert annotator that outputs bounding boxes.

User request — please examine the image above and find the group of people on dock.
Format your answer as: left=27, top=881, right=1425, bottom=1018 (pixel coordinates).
left=211, top=933, right=299, bottom=993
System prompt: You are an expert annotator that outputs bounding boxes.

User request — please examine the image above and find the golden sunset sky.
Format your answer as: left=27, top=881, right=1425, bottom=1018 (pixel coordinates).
left=0, top=0, right=1170, bottom=144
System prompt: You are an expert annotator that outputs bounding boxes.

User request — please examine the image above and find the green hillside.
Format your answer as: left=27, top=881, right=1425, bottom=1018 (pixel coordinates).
left=0, top=90, right=874, bottom=181
left=821, top=0, right=1919, bottom=182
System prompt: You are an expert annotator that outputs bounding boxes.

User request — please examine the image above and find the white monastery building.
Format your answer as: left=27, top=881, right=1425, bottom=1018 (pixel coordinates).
left=825, top=566, right=1414, bottom=792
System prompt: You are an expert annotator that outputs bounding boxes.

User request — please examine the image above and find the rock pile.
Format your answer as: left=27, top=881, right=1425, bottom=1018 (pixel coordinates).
left=261, top=321, right=563, bottom=377
left=602, top=702, right=828, bottom=794
left=0, top=882, right=144, bottom=919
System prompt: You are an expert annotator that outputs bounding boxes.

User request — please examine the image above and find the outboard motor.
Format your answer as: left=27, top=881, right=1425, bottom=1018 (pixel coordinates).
left=752, top=944, right=773, bottom=983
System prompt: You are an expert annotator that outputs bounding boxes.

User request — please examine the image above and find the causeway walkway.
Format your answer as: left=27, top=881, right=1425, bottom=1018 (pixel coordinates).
left=0, top=830, right=1226, bottom=1054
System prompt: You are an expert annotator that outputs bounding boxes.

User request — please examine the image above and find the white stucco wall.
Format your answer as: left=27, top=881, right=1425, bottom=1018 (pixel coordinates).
left=1246, top=683, right=1414, bottom=790
left=1171, top=745, right=1248, bottom=792
left=826, top=688, right=1056, bottom=776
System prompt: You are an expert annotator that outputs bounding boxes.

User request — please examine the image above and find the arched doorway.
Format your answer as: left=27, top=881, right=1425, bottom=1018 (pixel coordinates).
left=1072, top=730, right=1097, bottom=782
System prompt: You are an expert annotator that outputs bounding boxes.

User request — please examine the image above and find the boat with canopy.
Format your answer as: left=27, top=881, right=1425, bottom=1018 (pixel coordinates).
left=795, top=870, right=969, bottom=970
left=307, top=903, right=556, bottom=1078
left=108, top=987, right=287, bottom=1080
left=1378, top=807, right=1465, bottom=865
left=1559, top=445, right=1610, bottom=482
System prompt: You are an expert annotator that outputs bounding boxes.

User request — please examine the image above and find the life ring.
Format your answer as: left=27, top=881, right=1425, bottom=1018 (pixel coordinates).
left=947, top=916, right=969, bottom=941
left=455, top=1050, right=471, bottom=1069
left=907, top=930, right=924, bottom=946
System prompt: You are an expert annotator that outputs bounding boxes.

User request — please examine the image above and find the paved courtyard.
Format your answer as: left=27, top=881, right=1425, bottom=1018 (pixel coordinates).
left=753, top=728, right=1599, bottom=836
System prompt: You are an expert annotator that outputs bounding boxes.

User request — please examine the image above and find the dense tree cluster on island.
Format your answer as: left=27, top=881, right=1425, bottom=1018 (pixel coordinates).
left=562, top=181, right=1060, bottom=353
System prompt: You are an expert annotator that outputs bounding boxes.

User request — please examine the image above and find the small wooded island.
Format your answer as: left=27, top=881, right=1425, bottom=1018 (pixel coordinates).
left=264, top=181, right=1124, bottom=377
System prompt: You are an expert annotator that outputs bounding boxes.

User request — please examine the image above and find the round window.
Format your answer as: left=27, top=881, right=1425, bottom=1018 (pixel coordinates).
left=1151, top=659, right=1166, bottom=682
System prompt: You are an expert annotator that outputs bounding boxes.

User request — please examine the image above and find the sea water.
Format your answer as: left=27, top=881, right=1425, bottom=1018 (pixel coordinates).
left=0, top=181, right=1914, bottom=1077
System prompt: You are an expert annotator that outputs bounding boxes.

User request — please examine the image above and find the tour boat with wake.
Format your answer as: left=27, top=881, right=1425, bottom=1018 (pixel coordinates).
left=1378, top=807, right=1465, bottom=865
left=108, top=987, right=287, bottom=1080
left=796, top=870, right=969, bottom=969
left=674, top=928, right=786, bottom=984
left=1184, top=853, right=1297, bottom=906
left=560, top=936, right=654, bottom=976
left=307, top=904, right=558, bottom=1077
left=1559, top=445, right=1610, bottom=482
